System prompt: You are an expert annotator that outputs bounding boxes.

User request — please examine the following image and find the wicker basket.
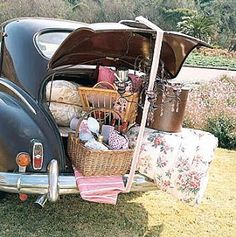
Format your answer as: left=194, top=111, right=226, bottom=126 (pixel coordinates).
left=67, top=108, right=133, bottom=176
left=78, top=82, right=139, bottom=126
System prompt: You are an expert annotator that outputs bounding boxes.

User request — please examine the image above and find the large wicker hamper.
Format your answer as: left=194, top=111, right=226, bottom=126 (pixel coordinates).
left=67, top=108, right=133, bottom=176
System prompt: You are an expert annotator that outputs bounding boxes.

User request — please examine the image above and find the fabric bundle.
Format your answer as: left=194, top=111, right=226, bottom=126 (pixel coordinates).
left=46, top=80, right=83, bottom=126
left=74, top=168, right=125, bottom=205
left=127, top=127, right=218, bottom=204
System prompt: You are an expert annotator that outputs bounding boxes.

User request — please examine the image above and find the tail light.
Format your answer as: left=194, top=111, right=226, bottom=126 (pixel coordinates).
left=16, top=152, right=31, bottom=172
left=32, top=140, right=44, bottom=170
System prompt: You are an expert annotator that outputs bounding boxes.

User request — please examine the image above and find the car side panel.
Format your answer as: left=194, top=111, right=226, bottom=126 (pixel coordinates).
left=0, top=78, right=65, bottom=172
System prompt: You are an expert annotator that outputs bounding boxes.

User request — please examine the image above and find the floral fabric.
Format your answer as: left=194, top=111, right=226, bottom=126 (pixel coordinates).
left=46, top=80, right=82, bottom=106
left=46, top=80, right=83, bottom=126
left=48, top=102, right=83, bottom=127
left=127, top=127, right=218, bottom=204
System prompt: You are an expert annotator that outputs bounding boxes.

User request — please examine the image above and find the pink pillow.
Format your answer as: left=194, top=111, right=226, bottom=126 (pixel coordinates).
left=128, top=74, right=142, bottom=92
left=97, top=66, right=115, bottom=86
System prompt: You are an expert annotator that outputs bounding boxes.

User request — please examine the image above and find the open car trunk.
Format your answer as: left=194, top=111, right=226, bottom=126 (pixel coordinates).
left=35, top=18, right=218, bottom=205
left=43, top=20, right=211, bottom=167
left=0, top=17, right=218, bottom=206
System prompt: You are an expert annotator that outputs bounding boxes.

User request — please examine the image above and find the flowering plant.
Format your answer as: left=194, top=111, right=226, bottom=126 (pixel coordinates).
left=184, top=76, right=236, bottom=149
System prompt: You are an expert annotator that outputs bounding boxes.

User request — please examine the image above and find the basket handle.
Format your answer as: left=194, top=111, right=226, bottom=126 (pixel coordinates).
left=93, top=81, right=116, bottom=90
left=75, top=108, right=123, bottom=138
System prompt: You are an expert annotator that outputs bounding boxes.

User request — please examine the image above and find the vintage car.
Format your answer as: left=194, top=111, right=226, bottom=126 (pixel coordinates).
left=0, top=16, right=209, bottom=207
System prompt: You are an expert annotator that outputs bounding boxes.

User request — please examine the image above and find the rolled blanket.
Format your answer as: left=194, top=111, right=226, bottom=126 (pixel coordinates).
left=46, top=80, right=83, bottom=126
left=48, top=102, right=83, bottom=127
left=46, top=80, right=82, bottom=106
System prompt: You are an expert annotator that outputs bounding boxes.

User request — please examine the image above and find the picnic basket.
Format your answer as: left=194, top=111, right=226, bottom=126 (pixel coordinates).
left=67, top=108, right=133, bottom=176
left=78, top=82, right=139, bottom=126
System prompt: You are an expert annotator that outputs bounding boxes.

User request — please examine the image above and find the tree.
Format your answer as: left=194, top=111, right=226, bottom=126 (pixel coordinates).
left=212, top=0, right=236, bottom=48
left=177, top=14, right=215, bottom=42
left=0, top=0, right=71, bottom=23
left=69, top=0, right=136, bottom=23
left=194, top=0, right=215, bottom=14
left=160, top=8, right=195, bottom=30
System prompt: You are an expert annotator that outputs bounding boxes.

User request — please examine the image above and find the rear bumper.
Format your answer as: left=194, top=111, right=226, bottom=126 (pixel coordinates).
left=0, top=159, right=155, bottom=202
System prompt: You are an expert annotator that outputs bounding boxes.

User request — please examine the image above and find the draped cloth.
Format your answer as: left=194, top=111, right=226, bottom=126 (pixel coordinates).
left=74, top=168, right=125, bottom=205
left=127, top=127, right=218, bottom=204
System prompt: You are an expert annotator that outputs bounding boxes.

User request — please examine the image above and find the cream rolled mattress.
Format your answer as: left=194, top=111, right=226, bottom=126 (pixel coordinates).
left=46, top=80, right=82, bottom=106
left=46, top=80, right=83, bottom=126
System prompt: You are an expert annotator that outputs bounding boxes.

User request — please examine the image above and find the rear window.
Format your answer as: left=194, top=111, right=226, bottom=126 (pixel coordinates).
left=35, top=32, right=70, bottom=58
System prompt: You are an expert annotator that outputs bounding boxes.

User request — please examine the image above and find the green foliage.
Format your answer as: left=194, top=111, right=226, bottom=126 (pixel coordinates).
left=67, top=0, right=79, bottom=4
left=177, top=14, right=215, bottom=41
left=160, top=8, right=195, bottom=30
left=213, top=0, right=236, bottom=48
left=0, top=0, right=235, bottom=49
left=205, top=114, right=236, bottom=149
left=0, top=0, right=71, bottom=20
left=159, top=0, right=196, bottom=9
left=194, top=0, right=215, bottom=14
left=185, top=53, right=236, bottom=70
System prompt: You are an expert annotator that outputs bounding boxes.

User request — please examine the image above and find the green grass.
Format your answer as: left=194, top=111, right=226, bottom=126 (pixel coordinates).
left=0, top=148, right=235, bottom=237
left=185, top=53, right=236, bottom=70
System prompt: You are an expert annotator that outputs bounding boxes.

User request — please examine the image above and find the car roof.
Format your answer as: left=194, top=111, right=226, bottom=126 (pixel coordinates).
left=2, top=17, right=155, bottom=36
left=1, top=17, right=88, bottom=32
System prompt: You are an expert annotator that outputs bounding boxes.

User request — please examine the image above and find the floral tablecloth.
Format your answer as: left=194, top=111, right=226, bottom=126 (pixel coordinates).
left=127, top=127, right=218, bottom=204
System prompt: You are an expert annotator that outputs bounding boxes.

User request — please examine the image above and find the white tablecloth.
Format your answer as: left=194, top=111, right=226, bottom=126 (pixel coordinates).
left=127, top=127, right=218, bottom=204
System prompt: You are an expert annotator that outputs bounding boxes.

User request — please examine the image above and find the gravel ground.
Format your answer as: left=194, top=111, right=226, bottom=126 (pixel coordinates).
left=173, top=66, right=236, bottom=84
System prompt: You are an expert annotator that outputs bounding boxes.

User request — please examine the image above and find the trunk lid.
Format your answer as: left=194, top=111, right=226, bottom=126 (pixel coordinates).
left=48, top=23, right=210, bottom=79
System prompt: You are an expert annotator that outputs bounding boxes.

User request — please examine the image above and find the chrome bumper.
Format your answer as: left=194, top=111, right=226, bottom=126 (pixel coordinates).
left=0, top=159, right=155, bottom=202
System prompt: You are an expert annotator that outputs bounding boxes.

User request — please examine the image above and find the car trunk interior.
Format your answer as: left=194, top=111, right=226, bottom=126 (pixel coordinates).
left=43, top=67, right=127, bottom=159
left=41, top=28, right=211, bottom=176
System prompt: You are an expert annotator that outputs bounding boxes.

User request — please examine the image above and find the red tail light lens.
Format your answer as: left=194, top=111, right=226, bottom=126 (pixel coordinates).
left=32, top=141, right=44, bottom=170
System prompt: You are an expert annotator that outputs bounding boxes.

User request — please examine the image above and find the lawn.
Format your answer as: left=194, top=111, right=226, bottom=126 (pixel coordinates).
left=0, top=148, right=235, bottom=237
left=185, top=53, right=236, bottom=70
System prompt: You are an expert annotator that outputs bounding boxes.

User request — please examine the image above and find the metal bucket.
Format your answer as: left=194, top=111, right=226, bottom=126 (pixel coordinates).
left=148, top=87, right=189, bottom=133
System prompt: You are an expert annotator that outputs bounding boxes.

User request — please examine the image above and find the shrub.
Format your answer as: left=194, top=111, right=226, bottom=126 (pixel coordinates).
left=184, top=76, right=236, bottom=149
left=205, top=114, right=236, bottom=149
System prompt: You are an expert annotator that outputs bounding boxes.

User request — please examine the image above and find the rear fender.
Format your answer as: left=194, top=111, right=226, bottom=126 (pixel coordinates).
left=0, top=78, right=65, bottom=172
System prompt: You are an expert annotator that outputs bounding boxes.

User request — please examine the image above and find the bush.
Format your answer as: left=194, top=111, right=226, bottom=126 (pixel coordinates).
left=184, top=76, right=236, bottom=149
left=0, top=0, right=71, bottom=22
left=205, top=114, right=236, bottom=149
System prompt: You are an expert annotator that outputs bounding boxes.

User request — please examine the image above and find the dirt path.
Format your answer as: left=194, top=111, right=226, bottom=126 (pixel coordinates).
left=174, top=66, right=236, bottom=83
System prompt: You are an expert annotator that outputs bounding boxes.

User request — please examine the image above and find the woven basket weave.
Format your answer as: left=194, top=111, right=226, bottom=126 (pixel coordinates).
left=78, top=82, right=139, bottom=126
left=67, top=108, right=133, bottom=176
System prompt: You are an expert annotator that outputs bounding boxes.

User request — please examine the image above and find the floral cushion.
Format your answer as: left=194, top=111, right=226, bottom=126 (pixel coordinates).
left=46, top=80, right=82, bottom=106
left=127, top=127, right=218, bottom=204
left=48, top=102, right=83, bottom=127
left=46, top=80, right=84, bottom=126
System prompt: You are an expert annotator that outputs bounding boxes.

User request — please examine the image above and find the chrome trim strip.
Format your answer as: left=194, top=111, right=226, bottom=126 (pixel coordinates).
left=0, top=80, right=36, bottom=114
left=16, top=176, right=21, bottom=190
